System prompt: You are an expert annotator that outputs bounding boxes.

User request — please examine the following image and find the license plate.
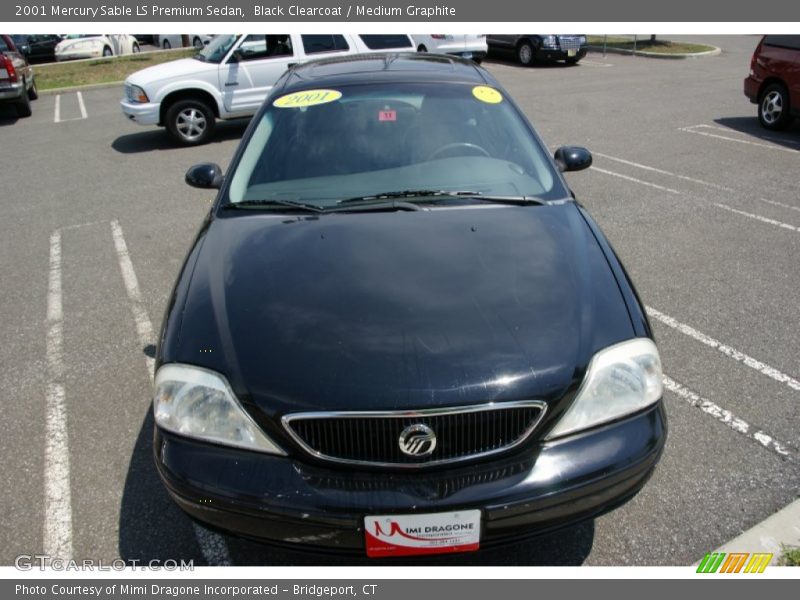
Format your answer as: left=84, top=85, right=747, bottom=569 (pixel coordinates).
left=462, top=52, right=473, bottom=59
left=365, top=510, right=481, bottom=557
left=568, top=49, right=577, bottom=57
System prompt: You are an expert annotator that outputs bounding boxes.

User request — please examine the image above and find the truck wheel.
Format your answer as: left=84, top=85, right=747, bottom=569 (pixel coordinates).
left=166, top=99, right=215, bottom=145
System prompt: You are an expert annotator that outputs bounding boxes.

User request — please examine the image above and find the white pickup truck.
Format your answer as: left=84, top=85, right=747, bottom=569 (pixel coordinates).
left=120, top=33, right=415, bottom=145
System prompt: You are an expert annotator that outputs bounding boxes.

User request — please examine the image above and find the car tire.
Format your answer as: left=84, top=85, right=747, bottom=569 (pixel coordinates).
left=102, top=46, right=112, bottom=57
left=517, top=40, right=535, bottom=66
left=193, top=37, right=203, bottom=50
left=163, top=39, right=172, bottom=50
left=132, top=42, right=140, bottom=53
left=16, top=82, right=32, bottom=117
left=27, top=76, right=38, bottom=100
left=417, top=45, right=427, bottom=53
left=166, top=98, right=215, bottom=146
left=758, top=83, right=792, bottom=131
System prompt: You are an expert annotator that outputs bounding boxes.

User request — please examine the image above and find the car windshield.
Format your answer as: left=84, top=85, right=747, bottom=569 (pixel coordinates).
left=227, top=81, right=566, bottom=207
left=195, top=34, right=238, bottom=63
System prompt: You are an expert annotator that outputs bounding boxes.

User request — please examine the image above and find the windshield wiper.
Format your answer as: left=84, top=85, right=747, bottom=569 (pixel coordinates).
left=224, top=199, right=325, bottom=212
left=337, top=190, right=481, bottom=205
left=337, top=190, right=544, bottom=206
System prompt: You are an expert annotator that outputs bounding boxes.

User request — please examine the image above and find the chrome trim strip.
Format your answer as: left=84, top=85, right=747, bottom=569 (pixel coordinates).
left=281, top=400, right=548, bottom=469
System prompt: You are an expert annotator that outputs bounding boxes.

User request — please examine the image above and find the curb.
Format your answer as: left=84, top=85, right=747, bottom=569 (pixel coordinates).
left=587, top=44, right=722, bottom=59
left=40, top=80, right=124, bottom=95
left=702, top=498, right=800, bottom=565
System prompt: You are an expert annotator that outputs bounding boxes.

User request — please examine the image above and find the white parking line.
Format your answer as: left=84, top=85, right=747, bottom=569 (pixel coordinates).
left=76, top=91, right=87, bottom=120
left=109, top=220, right=233, bottom=566
left=663, top=376, right=792, bottom=459
left=647, top=306, right=800, bottom=392
left=679, top=125, right=799, bottom=154
left=44, top=230, right=73, bottom=560
left=110, top=221, right=155, bottom=378
left=594, top=152, right=734, bottom=192
left=713, top=202, right=800, bottom=233
left=759, top=197, right=800, bottom=214
left=594, top=153, right=800, bottom=234
left=54, top=92, right=88, bottom=123
left=590, top=166, right=681, bottom=194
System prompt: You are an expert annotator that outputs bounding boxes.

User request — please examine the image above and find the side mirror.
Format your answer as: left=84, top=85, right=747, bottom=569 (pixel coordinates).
left=185, top=163, right=224, bottom=189
left=554, top=146, right=593, bottom=172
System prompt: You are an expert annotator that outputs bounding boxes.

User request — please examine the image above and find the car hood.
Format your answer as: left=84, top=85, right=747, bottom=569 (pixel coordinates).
left=173, top=204, right=634, bottom=416
left=126, top=57, right=216, bottom=88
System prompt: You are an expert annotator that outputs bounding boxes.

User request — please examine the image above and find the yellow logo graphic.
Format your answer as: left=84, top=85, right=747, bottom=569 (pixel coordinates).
left=273, top=89, right=342, bottom=109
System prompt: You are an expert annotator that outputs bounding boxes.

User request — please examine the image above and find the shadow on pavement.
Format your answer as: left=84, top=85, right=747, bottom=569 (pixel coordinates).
left=0, top=104, right=21, bottom=125
left=714, top=116, right=800, bottom=150
left=111, top=119, right=249, bottom=154
left=118, top=407, right=201, bottom=564
left=120, top=408, right=594, bottom=566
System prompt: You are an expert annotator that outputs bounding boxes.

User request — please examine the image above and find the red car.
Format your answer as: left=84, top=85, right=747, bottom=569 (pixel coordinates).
left=0, top=34, right=37, bottom=117
left=744, top=35, right=800, bottom=130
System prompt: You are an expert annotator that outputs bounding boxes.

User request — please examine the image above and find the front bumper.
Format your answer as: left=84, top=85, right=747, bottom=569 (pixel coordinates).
left=537, top=47, right=588, bottom=62
left=120, top=99, right=160, bottom=125
left=155, top=401, right=666, bottom=555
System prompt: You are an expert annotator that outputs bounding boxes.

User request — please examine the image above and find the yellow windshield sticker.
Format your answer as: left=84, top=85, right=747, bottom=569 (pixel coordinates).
left=273, top=89, right=342, bottom=108
left=472, top=86, right=503, bottom=104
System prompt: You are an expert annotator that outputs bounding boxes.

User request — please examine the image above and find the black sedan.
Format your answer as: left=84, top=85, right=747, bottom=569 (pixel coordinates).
left=153, top=53, right=666, bottom=558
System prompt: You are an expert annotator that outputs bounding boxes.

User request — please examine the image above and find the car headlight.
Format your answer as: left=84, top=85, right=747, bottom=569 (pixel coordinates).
left=545, top=338, right=663, bottom=439
left=542, top=35, right=558, bottom=48
left=153, top=363, right=286, bottom=454
left=578, top=36, right=587, bottom=45
left=126, top=84, right=149, bottom=103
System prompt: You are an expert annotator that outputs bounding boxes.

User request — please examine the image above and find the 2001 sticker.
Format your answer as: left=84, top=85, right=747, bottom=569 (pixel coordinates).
left=273, top=89, right=342, bottom=108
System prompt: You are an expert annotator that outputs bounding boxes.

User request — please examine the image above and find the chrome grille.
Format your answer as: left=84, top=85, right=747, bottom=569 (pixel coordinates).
left=559, top=36, right=583, bottom=51
left=282, top=401, right=547, bottom=468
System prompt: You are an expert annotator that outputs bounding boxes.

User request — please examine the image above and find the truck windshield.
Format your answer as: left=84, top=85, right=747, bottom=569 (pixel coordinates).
left=195, top=34, right=238, bottom=63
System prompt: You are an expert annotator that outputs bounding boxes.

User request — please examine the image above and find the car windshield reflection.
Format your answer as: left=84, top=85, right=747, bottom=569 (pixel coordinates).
left=227, top=82, right=566, bottom=207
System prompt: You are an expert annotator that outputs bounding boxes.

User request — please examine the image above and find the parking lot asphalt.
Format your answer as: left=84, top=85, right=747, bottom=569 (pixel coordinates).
left=1, top=35, right=797, bottom=566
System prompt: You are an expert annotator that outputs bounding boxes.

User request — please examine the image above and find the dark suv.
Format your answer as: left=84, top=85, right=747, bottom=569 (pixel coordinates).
left=487, top=34, right=588, bottom=66
left=0, top=35, right=37, bottom=117
left=744, top=35, right=800, bottom=130
left=10, top=34, right=62, bottom=63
